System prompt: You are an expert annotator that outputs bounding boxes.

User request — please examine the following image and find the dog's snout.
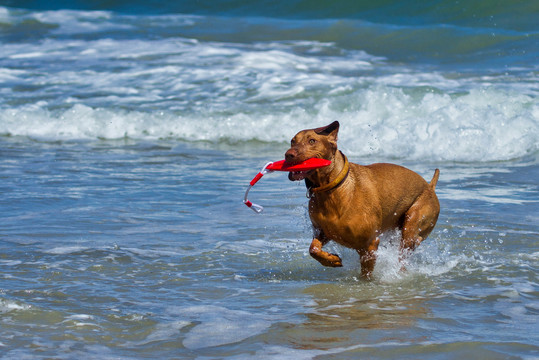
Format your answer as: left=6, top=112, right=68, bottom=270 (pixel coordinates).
left=285, top=149, right=297, bottom=163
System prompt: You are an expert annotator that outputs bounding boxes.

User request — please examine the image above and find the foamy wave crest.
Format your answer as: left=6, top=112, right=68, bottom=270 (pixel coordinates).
left=1, top=9, right=537, bottom=163
left=336, top=86, right=539, bottom=162
left=1, top=85, right=537, bottom=162
left=0, top=298, right=32, bottom=313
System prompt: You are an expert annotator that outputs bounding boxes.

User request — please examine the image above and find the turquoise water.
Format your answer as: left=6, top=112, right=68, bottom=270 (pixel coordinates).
left=0, top=1, right=538, bottom=358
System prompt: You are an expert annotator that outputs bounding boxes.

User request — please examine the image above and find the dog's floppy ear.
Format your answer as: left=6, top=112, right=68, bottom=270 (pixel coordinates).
left=314, top=121, right=339, bottom=140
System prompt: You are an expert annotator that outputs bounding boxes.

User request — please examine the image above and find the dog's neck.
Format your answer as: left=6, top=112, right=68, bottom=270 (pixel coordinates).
left=306, top=150, right=349, bottom=195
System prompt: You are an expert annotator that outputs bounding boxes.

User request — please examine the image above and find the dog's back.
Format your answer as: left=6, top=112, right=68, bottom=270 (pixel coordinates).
left=361, top=163, right=437, bottom=231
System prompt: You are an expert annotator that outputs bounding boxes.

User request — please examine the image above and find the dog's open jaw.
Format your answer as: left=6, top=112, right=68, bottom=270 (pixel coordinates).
left=289, top=170, right=311, bottom=181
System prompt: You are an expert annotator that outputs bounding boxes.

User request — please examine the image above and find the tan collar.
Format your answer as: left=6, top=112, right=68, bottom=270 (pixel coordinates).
left=309, top=151, right=350, bottom=194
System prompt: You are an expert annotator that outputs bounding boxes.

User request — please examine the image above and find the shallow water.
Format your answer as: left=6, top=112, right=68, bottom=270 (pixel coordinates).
left=1, top=0, right=538, bottom=358
left=1, top=138, right=538, bottom=358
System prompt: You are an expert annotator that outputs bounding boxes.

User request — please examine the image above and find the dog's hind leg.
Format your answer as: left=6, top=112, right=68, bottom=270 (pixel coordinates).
left=357, top=236, right=380, bottom=279
left=400, top=186, right=440, bottom=256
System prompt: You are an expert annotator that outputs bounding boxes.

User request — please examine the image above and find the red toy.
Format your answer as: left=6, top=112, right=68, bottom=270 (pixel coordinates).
left=243, top=158, right=331, bottom=213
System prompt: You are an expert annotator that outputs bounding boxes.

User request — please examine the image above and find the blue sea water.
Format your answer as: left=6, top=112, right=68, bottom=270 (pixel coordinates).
left=0, top=0, right=538, bottom=358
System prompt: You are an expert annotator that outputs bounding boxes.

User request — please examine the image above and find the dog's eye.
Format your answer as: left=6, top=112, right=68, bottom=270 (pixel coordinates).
left=309, top=139, right=316, bottom=145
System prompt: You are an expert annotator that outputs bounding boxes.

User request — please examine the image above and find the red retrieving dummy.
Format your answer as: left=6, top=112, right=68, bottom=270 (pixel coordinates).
left=244, top=158, right=331, bottom=213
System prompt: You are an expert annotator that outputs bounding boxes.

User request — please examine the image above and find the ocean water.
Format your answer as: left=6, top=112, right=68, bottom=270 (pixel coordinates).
left=0, top=0, right=538, bottom=358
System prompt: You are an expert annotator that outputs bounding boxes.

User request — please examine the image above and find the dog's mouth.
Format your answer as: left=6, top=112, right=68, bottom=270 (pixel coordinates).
left=288, top=170, right=310, bottom=181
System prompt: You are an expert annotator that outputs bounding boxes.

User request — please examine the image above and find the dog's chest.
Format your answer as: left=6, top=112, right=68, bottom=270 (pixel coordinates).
left=308, top=196, right=379, bottom=246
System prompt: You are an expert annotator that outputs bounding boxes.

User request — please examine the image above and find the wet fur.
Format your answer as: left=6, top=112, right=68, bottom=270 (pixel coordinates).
left=284, top=121, right=440, bottom=279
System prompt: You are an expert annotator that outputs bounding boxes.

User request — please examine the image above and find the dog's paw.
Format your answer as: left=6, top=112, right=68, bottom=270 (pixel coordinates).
left=330, top=254, right=343, bottom=267
left=321, top=254, right=342, bottom=267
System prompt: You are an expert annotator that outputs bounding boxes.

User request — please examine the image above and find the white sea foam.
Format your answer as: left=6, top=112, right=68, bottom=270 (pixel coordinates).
left=0, top=10, right=537, bottom=162
left=234, top=341, right=414, bottom=360
left=43, top=246, right=89, bottom=255
left=140, top=321, right=190, bottom=344
left=0, top=260, right=22, bottom=266
left=29, top=8, right=131, bottom=35
left=1, top=87, right=536, bottom=163
left=170, top=305, right=271, bottom=349
left=0, top=299, right=31, bottom=313
left=66, top=314, right=95, bottom=320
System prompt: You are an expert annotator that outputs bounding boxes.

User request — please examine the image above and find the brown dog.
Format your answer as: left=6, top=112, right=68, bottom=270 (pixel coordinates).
left=285, top=121, right=440, bottom=278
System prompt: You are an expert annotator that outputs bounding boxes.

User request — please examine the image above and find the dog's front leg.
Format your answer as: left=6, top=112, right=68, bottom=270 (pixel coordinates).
left=309, top=237, right=343, bottom=267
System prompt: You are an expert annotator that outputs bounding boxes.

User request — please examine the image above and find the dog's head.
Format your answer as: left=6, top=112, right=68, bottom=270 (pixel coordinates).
left=284, top=121, right=339, bottom=181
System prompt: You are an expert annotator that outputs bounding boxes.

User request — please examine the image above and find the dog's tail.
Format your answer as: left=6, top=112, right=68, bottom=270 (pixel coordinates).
left=429, top=169, right=440, bottom=189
